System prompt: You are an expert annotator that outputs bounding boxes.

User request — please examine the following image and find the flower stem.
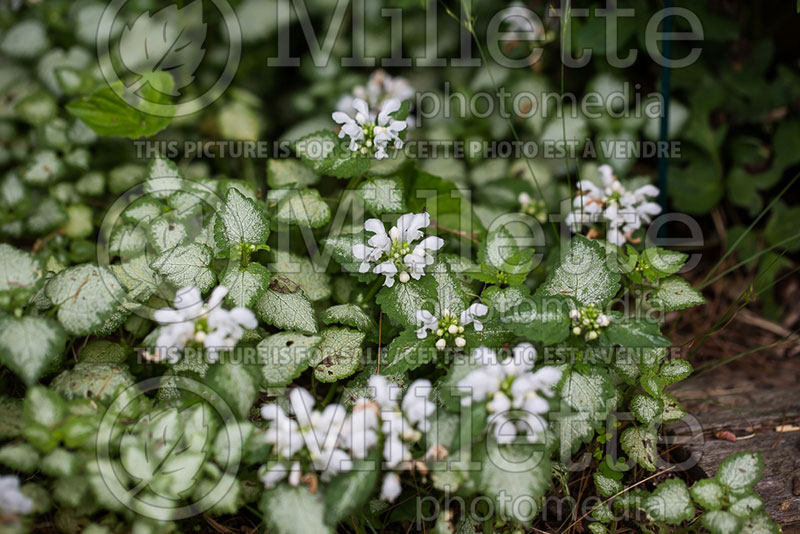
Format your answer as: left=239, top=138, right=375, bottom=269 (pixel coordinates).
left=363, top=277, right=383, bottom=303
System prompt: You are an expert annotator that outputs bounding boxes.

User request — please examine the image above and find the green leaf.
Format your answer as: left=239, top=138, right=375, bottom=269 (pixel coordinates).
left=143, top=155, right=182, bottom=200
left=702, top=510, right=742, bottom=534
left=474, top=438, right=552, bottom=524
left=630, top=394, right=664, bottom=425
left=270, top=249, right=331, bottom=302
left=220, top=262, right=270, bottom=308
left=690, top=479, right=724, bottom=511
left=267, top=158, right=319, bottom=188
left=65, top=72, right=175, bottom=138
left=260, top=485, right=332, bottom=534
left=24, top=386, right=67, bottom=428
left=322, top=304, right=376, bottom=332
left=274, top=188, right=331, bottom=228
left=0, top=316, right=64, bottom=387
left=323, top=451, right=381, bottom=525
left=151, top=244, right=216, bottom=292
left=621, top=425, right=659, bottom=471
left=0, top=243, right=43, bottom=293
left=554, top=368, right=616, bottom=458
left=110, top=254, right=161, bottom=303
left=23, top=150, right=65, bottom=185
left=45, top=264, right=126, bottom=336
left=214, top=188, right=270, bottom=248
left=716, top=451, right=764, bottom=492
left=295, top=129, right=370, bottom=179
left=485, top=286, right=571, bottom=345
left=147, top=216, right=189, bottom=254
left=640, top=248, right=688, bottom=282
left=536, top=236, right=621, bottom=307
left=357, top=177, right=405, bottom=214
left=321, top=229, right=373, bottom=277
left=594, top=471, right=624, bottom=499
left=255, top=277, right=317, bottom=334
left=650, top=276, right=706, bottom=311
left=0, top=443, right=40, bottom=473
left=120, top=405, right=210, bottom=501
left=480, top=225, right=533, bottom=278
left=259, top=332, right=321, bottom=387
left=50, top=363, right=135, bottom=405
left=739, top=511, right=779, bottom=534
left=661, top=359, right=693, bottom=385
left=206, top=362, right=258, bottom=419
left=41, top=448, right=79, bottom=478
left=376, top=276, right=437, bottom=328
left=430, top=261, right=470, bottom=317
left=729, top=494, right=763, bottom=519
left=644, top=478, right=694, bottom=525
left=660, top=392, right=687, bottom=423
left=382, top=330, right=436, bottom=374
left=79, top=341, right=128, bottom=363
left=312, top=327, right=365, bottom=383
left=605, top=316, right=671, bottom=348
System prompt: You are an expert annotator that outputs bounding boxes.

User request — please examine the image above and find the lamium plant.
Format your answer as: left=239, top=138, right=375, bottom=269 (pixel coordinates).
left=0, top=2, right=791, bottom=534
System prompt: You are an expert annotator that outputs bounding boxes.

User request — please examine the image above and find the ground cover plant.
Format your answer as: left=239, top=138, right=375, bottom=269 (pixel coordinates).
left=0, top=1, right=797, bottom=533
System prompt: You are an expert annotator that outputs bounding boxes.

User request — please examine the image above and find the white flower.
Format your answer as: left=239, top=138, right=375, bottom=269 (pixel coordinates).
left=333, top=97, right=407, bottom=159
left=566, top=164, right=662, bottom=245
left=347, top=375, right=437, bottom=500
left=341, top=400, right=380, bottom=459
left=259, top=388, right=353, bottom=487
left=153, top=286, right=257, bottom=363
left=415, top=302, right=489, bottom=351
left=352, top=212, right=444, bottom=287
left=457, top=344, right=561, bottom=444
left=0, top=475, right=33, bottom=517
left=336, top=69, right=415, bottom=125
left=380, top=472, right=403, bottom=502
left=402, top=379, right=436, bottom=433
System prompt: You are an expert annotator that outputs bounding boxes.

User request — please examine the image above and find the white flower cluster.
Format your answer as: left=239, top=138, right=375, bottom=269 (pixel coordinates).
left=259, top=378, right=435, bottom=504
left=0, top=475, right=33, bottom=517
left=260, top=388, right=352, bottom=488
left=569, top=305, right=610, bottom=341
left=352, top=212, right=444, bottom=287
left=332, top=98, right=407, bottom=159
left=336, top=69, right=415, bottom=123
left=153, top=286, right=257, bottom=363
left=350, top=375, right=435, bottom=502
left=565, top=164, right=662, bottom=245
left=415, top=302, right=489, bottom=351
left=458, top=344, right=561, bottom=445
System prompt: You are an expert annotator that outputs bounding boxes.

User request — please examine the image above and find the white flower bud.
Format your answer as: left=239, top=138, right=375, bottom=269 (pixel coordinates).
left=572, top=326, right=582, bottom=336
left=398, top=271, right=410, bottom=283
left=455, top=337, right=466, bottom=348
left=194, top=331, right=206, bottom=343
left=588, top=330, right=598, bottom=340
left=569, top=309, right=580, bottom=320
left=435, top=338, right=447, bottom=351
left=458, top=326, right=464, bottom=333
left=597, top=314, right=610, bottom=327
left=436, top=329, right=444, bottom=337
left=447, top=324, right=458, bottom=335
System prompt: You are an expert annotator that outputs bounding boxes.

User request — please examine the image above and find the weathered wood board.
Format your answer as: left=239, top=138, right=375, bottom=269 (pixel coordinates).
left=668, top=378, right=800, bottom=527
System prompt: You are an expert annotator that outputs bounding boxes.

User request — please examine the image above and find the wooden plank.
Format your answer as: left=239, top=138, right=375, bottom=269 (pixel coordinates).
left=667, top=378, right=800, bottom=526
